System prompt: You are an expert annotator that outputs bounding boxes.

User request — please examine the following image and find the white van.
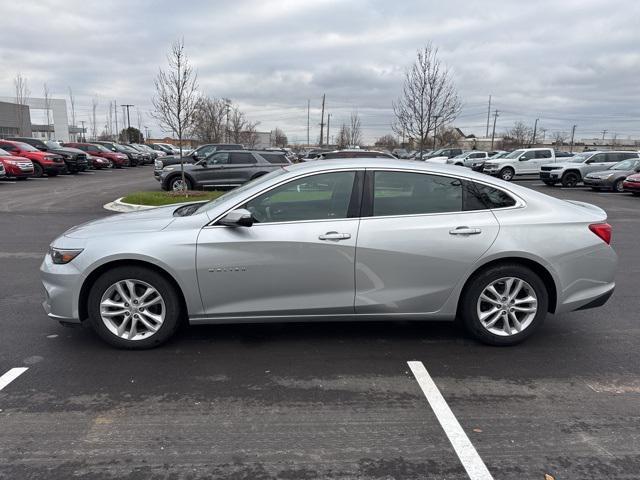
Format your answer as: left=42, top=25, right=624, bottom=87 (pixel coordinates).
left=482, top=148, right=556, bottom=181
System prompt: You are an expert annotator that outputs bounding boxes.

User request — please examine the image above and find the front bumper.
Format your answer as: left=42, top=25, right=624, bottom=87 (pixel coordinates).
left=539, top=170, right=562, bottom=182
left=623, top=180, right=640, bottom=192
left=44, top=163, right=68, bottom=175
left=583, top=177, right=612, bottom=189
left=40, top=253, right=84, bottom=323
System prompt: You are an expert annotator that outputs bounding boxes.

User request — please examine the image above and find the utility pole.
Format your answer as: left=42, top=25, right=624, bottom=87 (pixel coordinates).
left=601, top=129, right=607, bottom=141
left=144, top=126, right=150, bottom=141
left=307, top=99, right=310, bottom=146
left=531, top=118, right=539, bottom=146
left=490, top=110, right=499, bottom=150
left=485, top=95, right=492, bottom=138
left=319, top=94, right=326, bottom=147
left=121, top=104, right=134, bottom=143
left=570, top=124, right=577, bottom=151
left=432, top=115, right=440, bottom=149
left=80, top=120, right=86, bottom=142
left=114, top=100, right=118, bottom=141
left=225, top=101, right=231, bottom=143
left=326, top=113, right=331, bottom=145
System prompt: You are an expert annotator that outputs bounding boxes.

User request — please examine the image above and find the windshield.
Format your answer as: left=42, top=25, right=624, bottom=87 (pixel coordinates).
left=0, top=148, right=10, bottom=156
left=45, top=141, right=61, bottom=149
left=94, top=144, right=111, bottom=152
left=611, top=159, right=639, bottom=170
left=452, top=153, right=468, bottom=159
left=197, top=168, right=288, bottom=213
left=568, top=153, right=594, bottom=163
left=504, top=149, right=525, bottom=159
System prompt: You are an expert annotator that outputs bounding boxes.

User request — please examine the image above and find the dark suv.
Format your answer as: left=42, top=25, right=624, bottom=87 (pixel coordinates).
left=158, top=150, right=289, bottom=191
left=7, top=137, right=89, bottom=173
left=94, top=141, right=141, bottom=166
left=154, top=143, right=244, bottom=175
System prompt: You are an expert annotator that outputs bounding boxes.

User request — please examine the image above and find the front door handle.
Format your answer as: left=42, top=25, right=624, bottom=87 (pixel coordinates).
left=319, top=231, right=351, bottom=241
left=449, top=226, right=482, bottom=235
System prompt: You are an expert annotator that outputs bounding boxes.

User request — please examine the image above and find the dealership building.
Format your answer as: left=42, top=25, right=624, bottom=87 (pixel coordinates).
left=0, top=101, right=32, bottom=139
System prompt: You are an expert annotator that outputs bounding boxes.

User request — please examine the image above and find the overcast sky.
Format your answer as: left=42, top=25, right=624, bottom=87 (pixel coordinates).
left=1, top=0, right=639, bottom=143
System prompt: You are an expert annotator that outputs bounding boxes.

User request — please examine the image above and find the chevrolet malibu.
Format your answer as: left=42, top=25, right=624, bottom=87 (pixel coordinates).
left=41, top=159, right=617, bottom=349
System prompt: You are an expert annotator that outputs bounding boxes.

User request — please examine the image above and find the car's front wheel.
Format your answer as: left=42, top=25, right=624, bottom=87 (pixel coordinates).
left=498, top=167, right=515, bottom=181
left=32, top=162, right=44, bottom=178
left=561, top=172, right=580, bottom=187
left=87, top=266, right=182, bottom=349
left=459, top=264, right=548, bottom=346
left=169, top=175, right=193, bottom=191
left=613, top=179, right=625, bottom=193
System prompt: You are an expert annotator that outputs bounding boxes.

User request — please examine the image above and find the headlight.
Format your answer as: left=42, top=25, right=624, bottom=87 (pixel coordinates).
left=604, top=173, right=614, bottom=179
left=154, top=160, right=163, bottom=169
left=49, top=247, right=83, bottom=265
left=163, top=166, right=176, bottom=171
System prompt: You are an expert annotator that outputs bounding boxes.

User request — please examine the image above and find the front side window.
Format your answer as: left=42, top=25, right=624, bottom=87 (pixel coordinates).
left=206, top=152, right=229, bottom=166
left=198, top=146, right=216, bottom=157
left=372, top=171, right=462, bottom=217
left=245, top=171, right=356, bottom=223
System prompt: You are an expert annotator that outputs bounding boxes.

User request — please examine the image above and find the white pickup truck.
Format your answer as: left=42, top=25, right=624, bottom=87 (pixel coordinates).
left=482, top=148, right=556, bottom=181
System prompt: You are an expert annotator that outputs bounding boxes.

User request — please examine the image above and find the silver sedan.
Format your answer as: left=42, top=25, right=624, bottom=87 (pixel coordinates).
left=41, top=159, right=617, bottom=349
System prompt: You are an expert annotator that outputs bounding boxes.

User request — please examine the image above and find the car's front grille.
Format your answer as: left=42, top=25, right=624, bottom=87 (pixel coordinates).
left=541, top=166, right=561, bottom=171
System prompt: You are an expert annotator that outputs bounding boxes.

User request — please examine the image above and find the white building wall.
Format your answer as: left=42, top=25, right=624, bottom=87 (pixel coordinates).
left=0, top=96, right=70, bottom=141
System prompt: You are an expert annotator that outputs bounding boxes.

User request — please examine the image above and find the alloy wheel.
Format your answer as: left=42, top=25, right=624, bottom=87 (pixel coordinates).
left=476, top=277, right=538, bottom=336
left=500, top=168, right=514, bottom=181
left=100, top=279, right=166, bottom=341
left=171, top=178, right=188, bottom=191
left=614, top=179, right=624, bottom=192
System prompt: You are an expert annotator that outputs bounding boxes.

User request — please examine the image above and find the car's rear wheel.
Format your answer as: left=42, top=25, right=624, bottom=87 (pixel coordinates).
left=561, top=172, right=579, bottom=187
left=499, top=167, right=515, bottom=181
left=459, top=264, right=548, bottom=346
left=613, top=179, right=625, bottom=193
left=169, top=175, right=193, bottom=191
left=32, top=163, right=44, bottom=178
left=87, top=266, right=182, bottom=349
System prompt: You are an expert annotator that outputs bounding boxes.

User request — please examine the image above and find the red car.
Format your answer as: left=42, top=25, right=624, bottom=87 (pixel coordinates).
left=623, top=173, right=640, bottom=196
left=0, top=147, right=34, bottom=179
left=0, top=140, right=66, bottom=178
left=85, top=153, right=111, bottom=169
left=64, top=142, right=129, bottom=168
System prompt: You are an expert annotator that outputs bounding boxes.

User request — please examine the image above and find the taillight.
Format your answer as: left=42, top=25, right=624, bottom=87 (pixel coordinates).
left=589, top=223, right=612, bottom=245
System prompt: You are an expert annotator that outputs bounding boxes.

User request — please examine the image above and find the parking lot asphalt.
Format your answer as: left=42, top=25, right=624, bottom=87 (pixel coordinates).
left=1, top=167, right=639, bottom=480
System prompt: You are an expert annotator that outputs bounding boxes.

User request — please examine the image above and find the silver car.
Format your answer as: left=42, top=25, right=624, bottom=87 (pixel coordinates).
left=41, top=159, right=617, bottom=349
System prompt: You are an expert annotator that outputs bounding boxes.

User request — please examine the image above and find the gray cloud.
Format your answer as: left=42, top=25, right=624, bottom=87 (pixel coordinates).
left=1, top=0, right=639, bottom=143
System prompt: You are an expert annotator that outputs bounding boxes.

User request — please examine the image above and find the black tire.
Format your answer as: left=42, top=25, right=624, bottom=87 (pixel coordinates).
left=32, top=162, right=44, bottom=178
left=87, top=266, right=182, bottom=349
left=613, top=179, right=624, bottom=193
left=561, top=171, right=579, bottom=187
left=543, top=181, right=556, bottom=186
left=499, top=167, right=515, bottom=181
left=169, top=175, right=193, bottom=191
left=459, top=263, right=548, bottom=346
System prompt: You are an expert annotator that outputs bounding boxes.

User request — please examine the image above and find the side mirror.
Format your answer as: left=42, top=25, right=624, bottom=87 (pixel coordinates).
left=219, top=208, right=254, bottom=227
left=192, top=152, right=199, bottom=159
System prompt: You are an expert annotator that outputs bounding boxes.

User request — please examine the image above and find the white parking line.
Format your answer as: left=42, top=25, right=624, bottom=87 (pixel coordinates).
left=408, top=361, right=493, bottom=480
left=0, top=367, right=28, bottom=391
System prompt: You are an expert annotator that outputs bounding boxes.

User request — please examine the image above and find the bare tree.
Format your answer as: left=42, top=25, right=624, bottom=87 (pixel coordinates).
left=272, top=128, right=288, bottom=147
left=336, top=124, right=350, bottom=149
left=191, top=97, right=227, bottom=143
left=552, top=131, right=567, bottom=146
left=152, top=38, right=199, bottom=192
left=239, top=122, right=260, bottom=148
left=435, top=126, right=463, bottom=147
left=392, top=42, right=462, bottom=157
left=68, top=87, right=76, bottom=140
left=348, top=110, right=362, bottom=146
left=14, top=73, right=31, bottom=135
left=136, top=108, right=143, bottom=136
left=504, top=121, right=533, bottom=148
left=374, top=134, right=399, bottom=150
left=43, top=83, right=52, bottom=140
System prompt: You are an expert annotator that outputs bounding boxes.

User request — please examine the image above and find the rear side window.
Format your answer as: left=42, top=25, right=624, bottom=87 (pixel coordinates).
left=372, top=171, right=462, bottom=216
left=260, top=153, right=289, bottom=164
left=464, top=182, right=517, bottom=210
left=230, top=152, right=257, bottom=164
left=535, top=150, right=552, bottom=159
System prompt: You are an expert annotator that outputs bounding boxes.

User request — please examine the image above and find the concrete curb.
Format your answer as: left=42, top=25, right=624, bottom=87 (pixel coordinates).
left=103, top=197, right=159, bottom=212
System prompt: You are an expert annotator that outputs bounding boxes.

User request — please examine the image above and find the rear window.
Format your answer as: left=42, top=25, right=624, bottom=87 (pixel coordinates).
left=260, top=153, right=289, bottom=164
left=464, top=182, right=517, bottom=210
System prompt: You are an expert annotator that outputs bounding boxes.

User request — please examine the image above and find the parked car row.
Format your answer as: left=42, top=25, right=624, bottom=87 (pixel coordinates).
left=0, top=138, right=174, bottom=181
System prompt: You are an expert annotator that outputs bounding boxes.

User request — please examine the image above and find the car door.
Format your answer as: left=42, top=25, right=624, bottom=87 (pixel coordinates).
left=516, top=150, right=537, bottom=174
left=355, top=170, right=500, bottom=314
left=586, top=153, right=608, bottom=174
left=533, top=149, right=553, bottom=171
left=198, top=152, right=230, bottom=186
left=222, top=151, right=259, bottom=185
left=196, top=170, right=362, bottom=317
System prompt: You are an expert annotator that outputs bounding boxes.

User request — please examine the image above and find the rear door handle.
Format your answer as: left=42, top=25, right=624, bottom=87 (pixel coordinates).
left=449, top=226, right=482, bottom=235
left=319, top=232, right=351, bottom=241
